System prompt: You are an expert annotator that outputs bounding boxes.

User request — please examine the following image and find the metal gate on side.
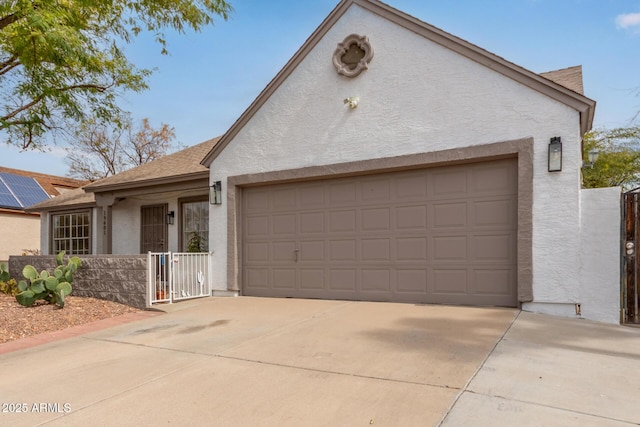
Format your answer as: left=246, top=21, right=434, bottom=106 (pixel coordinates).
left=148, top=252, right=213, bottom=305
left=623, top=190, right=640, bottom=324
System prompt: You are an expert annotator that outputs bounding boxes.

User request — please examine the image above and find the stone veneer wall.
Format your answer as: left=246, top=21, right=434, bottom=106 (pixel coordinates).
left=8, top=255, right=148, bottom=309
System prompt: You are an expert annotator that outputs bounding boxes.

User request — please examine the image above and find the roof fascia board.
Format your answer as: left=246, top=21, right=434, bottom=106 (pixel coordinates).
left=26, top=202, right=96, bottom=213
left=91, top=177, right=209, bottom=200
left=84, top=171, right=209, bottom=193
left=202, top=0, right=594, bottom=166
left=0, top=208, right=40, bottom=216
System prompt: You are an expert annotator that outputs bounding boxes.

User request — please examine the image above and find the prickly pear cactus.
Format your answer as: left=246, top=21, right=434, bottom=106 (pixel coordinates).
left=0, top=263, right=9, bottom=283
left=15, top=251, right=81, bottom=308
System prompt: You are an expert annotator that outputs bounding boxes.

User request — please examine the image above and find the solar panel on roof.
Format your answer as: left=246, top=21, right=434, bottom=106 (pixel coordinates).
left=0, top=172, right=50, bottom=209
left=0, top=179, right=21, bottom=209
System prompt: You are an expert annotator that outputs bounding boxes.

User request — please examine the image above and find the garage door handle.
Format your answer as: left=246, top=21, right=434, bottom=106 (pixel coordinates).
left=294, top=249, right=299, bottom=262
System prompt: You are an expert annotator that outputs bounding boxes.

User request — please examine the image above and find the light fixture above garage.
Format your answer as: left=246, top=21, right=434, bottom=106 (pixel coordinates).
left=548, top=137, right=562, bottom=172
left=210, top=181, right=222, bottom=205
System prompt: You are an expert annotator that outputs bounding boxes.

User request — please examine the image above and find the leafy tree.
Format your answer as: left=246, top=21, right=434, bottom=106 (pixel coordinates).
left=66, top=115, right=177, bottom=181
left=0, top=0, right=231, bottom=150
left=582, top=127, right=640, bottom=190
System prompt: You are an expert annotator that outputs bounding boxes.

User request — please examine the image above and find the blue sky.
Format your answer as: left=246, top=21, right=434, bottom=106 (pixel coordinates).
left=3, top=0, right=640, bottom=177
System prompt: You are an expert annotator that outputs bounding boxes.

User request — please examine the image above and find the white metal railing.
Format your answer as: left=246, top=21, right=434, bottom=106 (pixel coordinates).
left=148, top=252, right=213, bottom=305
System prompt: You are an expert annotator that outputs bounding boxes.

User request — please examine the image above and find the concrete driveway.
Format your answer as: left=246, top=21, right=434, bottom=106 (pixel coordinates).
left=1, top=297, right=639, bottom=426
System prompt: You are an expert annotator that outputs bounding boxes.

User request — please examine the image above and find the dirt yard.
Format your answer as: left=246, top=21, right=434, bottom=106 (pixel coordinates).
left=0, top=294, right=139, bottom=343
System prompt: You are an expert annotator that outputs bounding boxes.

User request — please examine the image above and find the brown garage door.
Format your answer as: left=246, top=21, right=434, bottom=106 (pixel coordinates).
left=242, top=159, right=517, bottom=307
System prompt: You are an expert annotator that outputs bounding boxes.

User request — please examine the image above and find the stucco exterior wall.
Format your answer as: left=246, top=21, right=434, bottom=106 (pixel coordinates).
left=0, top=212, right=41, bottom=263
left=110, top=190, right=208, bottom=254
left=111, top=198, right=176, bottom=254
left=208, top=4, right=583, bottom=306
left=579, top=187, right=621, bottom=323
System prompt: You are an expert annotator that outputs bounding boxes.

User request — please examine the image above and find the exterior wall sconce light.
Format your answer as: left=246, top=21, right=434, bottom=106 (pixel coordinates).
left=167, top=211, right=175, bottom=225
left=548, top=137, right=562, bottom=172
left=210, top=181, right=222, bottom=205
left=583, top=149, right=600, bottom=169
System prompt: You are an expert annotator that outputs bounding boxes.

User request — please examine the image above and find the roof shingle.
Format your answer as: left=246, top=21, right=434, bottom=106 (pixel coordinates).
left=540, top=65, right=584, bottom=95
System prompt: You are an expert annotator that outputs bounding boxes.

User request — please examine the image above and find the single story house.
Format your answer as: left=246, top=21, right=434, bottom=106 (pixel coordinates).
left=29, top=0, right=621, bottom=324
left=0, top=166, right=85, bottom=263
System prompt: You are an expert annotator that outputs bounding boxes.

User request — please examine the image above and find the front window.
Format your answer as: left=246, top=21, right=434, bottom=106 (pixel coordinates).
left=181, top=199, right=209, bottom=252
left=51, top=211, right=91, bottom=255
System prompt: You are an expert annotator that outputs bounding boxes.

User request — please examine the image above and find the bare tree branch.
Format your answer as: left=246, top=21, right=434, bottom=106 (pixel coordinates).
left=1, top=82, right=112, bottom=122
left=0, top=55, right=19, bottom=76
left=0, top=13, right=19, bottom=31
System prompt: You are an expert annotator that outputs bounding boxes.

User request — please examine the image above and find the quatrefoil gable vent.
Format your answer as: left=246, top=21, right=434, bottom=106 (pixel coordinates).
left=332, top=34, right=374, bottom=78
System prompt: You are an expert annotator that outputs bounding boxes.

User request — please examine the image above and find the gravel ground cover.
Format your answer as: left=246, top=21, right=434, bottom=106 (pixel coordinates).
left=0, top=294, right=139, bottom=343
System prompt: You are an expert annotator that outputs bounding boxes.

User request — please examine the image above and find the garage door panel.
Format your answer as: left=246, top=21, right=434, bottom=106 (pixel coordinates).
left=432, top=202, right=468, bottom=228
left=300, top=212, right=325, bottom=234
left=246, top=215, right=269, bottom=237
left=361, top=269, right=391, bottom=292
left=396, top=237, right=427, bottom=261
left=245, top=191, right=269, bottom=211
left=329, top=182, right=357, bottom=205
left=361, top=207, right=391, bottom=231
left=329, top=240, right=357, bottom=261
left=471, top=163, right=517, bottom=194
left=329, top=269, right=357, bottom=291
left=246, top=268, right=269, bottom=289
left=396, top=269, right=428, bottom=293
left=472, top=198, right=516, bottom=228
left=299, top=240, right=325, bottom=262
left=396, top=173, right=427, bottom=200
left=472, top=234, right=514, bottom=262
left=432, top=269, right=468, bottom=294
left=273, top=214, right=296, bottom=235
left=272, top=188, right=296, bottom=210
left=432, top=236, right=468, bottom=261
left=299, top=185, right=326, bottom=209
left=272, top=269, right=296, bottom=289
left=396, top=205, right=427, bottom=230
left=300, top=269, right=325, bottom=290
left=361, top=238, right=391, bottom=261
left=243, top=158, right=517, bottom=307
left=473, top=269, right=514, bottom=296
left=329, top=210, right=357, bottom=233
left=272, top=241, right=297, bottom=261
left=432, top=169, right=468, bottom=198
left=246, top=242, right=269, bottom=262
left=361, top=177, right=391, bottom=202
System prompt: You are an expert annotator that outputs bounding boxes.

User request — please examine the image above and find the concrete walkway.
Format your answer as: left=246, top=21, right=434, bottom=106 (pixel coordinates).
left=0, top=297, right=639, bottom=426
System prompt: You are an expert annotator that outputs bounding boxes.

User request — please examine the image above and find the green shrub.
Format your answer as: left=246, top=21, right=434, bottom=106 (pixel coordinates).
left=0, top=278, right=19, bottom=296
left=0, top=262, right=9, bottom=283
left=15, top=251, right=82, bottom=308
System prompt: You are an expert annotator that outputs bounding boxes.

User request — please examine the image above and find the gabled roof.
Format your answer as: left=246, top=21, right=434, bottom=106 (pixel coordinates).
left=201, top=0, right=596, bottom=167
left=84, top=137, right=220, bottom=193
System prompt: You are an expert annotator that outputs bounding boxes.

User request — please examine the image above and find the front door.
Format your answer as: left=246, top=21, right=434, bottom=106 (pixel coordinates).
left=141, top=204, right=168, bottom=253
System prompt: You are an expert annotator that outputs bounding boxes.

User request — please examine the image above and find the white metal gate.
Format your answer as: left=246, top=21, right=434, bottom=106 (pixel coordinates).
left=148, top=252, right=213, bottom=305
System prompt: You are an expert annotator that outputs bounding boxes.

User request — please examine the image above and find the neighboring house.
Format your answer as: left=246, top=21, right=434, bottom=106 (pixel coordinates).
left=29, top=0, right=621, bottom=324
left=0, top=166, right=85, bottom=263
